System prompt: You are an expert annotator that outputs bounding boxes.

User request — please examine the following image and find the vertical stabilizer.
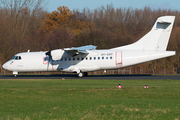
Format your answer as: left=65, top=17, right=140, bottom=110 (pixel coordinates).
left=112, top=16, right=175, bottom=51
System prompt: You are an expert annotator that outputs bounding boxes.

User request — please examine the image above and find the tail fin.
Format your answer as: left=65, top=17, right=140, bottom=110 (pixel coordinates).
left=112, top=16, right=175, bottom=51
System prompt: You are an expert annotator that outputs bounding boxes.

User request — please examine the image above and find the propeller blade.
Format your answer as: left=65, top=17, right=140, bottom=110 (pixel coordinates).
left=58, top=38, right=60, bottom=49
left=50, top=40, right=51, bottom=51
left=46, top=40, right=52, bottom=71
left=47, top=57, right=50, bottom=71
left=45, top=51, right=51, bottom=56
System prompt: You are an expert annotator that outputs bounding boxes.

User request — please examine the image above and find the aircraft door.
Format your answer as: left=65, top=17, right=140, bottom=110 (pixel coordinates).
left=115, top=51, right=122, bottom=66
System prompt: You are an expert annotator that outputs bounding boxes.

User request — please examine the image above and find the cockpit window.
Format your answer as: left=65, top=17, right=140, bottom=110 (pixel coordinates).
left=12, top=56, right=22, bottom=60
left=12, top=56, right=16, bottom=59
left=15, top=56, right=18, bottom=60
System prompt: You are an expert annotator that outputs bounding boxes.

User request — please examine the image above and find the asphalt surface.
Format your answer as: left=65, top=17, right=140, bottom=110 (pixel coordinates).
left=0, top=74, right=180, bottom=80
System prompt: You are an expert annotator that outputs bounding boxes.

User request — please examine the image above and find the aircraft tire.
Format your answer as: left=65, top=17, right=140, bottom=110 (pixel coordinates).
left=78, top=72, right=84, bottom=77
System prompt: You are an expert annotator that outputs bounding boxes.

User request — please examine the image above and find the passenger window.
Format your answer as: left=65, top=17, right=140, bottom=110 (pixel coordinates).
left=106, top=57, right=108, bottom=59
left=86, top=57, right=88, bottom=60
left=61, top=58, right=63, bottom=61
left=110, top=57, right=112, bottom=59
left=94, top=57, right=96, bottom=60
left=102, top=57, right=104, bottom=60
left=69, top=58, right=71, bottom=61
left=65, top=58, right=67, bottom=61
left=73, top=58, right=75, bottom=61
left=98, top=57, right=100, bottom=60
left=77, top=58, right=79, bottom=60
left=90, top=57, right=92, bottom=60
left=81, top=57, right=84, bottom=60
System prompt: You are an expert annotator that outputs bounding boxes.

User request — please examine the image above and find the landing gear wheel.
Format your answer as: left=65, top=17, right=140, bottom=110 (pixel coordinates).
left=78, top=72, right=84, bottom=77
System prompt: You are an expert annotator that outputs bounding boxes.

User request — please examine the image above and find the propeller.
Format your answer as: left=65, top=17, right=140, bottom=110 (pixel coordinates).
left=58, top=38, right=60, bottom=49
left=45, top=38, right=61, bottom=71
left=45, top=41, right=52, bottom=71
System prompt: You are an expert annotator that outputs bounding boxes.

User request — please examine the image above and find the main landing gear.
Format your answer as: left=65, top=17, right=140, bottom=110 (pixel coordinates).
left=78, top=72, right=88, bottom=77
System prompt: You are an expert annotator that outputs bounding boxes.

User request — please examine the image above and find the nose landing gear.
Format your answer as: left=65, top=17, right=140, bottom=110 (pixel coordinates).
left=13, top=71, right=18, bottom=77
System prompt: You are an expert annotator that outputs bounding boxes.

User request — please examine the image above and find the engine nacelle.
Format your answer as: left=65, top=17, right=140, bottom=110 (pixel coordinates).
left=51, top=49, right=64, bottom=60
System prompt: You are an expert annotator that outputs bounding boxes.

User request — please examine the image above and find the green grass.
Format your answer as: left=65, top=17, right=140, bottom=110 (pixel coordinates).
left=0, top=79, right=179, bottom=120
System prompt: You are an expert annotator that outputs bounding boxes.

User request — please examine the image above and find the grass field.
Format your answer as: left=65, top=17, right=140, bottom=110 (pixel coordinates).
left=0, top=79, right=179, bottom=120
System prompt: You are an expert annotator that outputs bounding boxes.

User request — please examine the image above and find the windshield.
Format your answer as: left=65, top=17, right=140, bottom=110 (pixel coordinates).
left=12, top=56, right=22, bottom=60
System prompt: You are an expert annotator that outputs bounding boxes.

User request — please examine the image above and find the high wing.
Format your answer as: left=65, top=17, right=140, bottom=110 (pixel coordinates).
left=64, top=45, right=97, bottom=55
left=47, top=45, right=97, bottom=60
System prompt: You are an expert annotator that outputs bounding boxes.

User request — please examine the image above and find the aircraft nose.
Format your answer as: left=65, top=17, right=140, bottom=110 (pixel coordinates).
left=2, top=62, right=8, bottom=70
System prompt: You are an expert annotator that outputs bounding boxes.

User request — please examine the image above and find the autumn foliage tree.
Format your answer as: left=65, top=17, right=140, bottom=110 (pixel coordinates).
left=42, top=6, right=94, bottom=33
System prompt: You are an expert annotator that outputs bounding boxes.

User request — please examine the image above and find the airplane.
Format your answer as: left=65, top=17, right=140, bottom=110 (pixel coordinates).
left=2, top=16, right=176, bottom=77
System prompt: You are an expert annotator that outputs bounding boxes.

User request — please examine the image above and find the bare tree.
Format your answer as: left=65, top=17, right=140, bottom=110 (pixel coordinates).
left=0, top=0, right=47, bottom=37
left=0, top=0, right=48, bottom=72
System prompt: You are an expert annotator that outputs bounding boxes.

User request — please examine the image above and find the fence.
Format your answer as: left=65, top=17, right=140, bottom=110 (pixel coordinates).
left=2, top=68, right=179, bottom=75
left=91, top=68, right=179, bottom=75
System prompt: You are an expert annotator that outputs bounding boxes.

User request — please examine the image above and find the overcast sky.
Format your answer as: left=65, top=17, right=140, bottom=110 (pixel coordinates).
left=46, top=0, right=180, bottom=12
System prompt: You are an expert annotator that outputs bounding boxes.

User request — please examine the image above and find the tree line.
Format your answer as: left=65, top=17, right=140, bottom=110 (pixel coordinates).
left=1, top=1, right=180, bottom=74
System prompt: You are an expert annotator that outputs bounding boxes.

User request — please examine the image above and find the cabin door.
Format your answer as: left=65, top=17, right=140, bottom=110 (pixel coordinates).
left=115, top=51, right=122, bottom=66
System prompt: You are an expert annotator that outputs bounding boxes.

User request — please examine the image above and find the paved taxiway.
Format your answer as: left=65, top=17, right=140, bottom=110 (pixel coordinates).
left=0, top=74, right=180, bottom=80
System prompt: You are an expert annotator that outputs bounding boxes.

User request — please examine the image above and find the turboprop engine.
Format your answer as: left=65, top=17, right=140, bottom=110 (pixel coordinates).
left=51, top=49, right=65, bottom=60
left=46, top=49, right=65, bottom=61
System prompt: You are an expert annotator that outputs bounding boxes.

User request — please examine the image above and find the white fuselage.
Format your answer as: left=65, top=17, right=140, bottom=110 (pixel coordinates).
left=2, top=49, right=175, bottom=74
